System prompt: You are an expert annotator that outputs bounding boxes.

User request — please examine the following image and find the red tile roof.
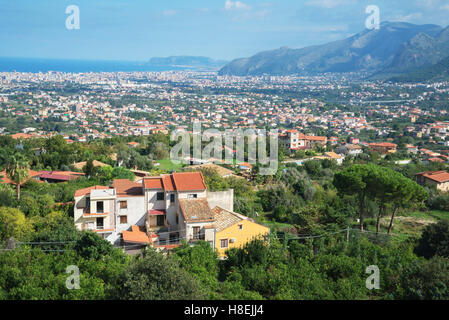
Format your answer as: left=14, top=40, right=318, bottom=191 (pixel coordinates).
left=179, top=199, right=214, bottom=223
left=39, top=171, right=84, bottom=181
left=122, top=225, right=150, bottom=244
left=143, top=177, right=163, bottom=189
left=0, top=169, right=42, bottom=185
left=416, top=171, right=449, bottom=183
left=10, top=133, right=32, bottom=140
left=112, top=179, right=144, bottom=197
left=369, top=142, right=397, bottom=148
left=74, top=185, right=110, bottom=197
left=171, top=172, right=206, bottom=191
left=162, top=175, right=175, bottom=191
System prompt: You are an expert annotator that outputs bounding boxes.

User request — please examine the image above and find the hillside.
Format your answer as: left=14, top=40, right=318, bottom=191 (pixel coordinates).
left=219, top=22, right=443, bottom=76
left=390, top=55, right=449, bottom=82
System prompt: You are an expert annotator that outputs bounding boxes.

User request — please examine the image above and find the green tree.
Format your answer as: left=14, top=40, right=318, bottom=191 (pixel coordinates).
left=334, top=164, right=372, bottom=231
left=0, top=207, right=33, bottom=242
left=415, top=221, right=449, bottom=259
left=5, top=153, right=29, bottom=200
left=398, top=256, right=449, bottom=300
left=115, top=248, right=206, bottom=300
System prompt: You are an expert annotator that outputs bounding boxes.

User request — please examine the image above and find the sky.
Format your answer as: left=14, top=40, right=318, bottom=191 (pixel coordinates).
left=0, top=0, right=448, bottom=61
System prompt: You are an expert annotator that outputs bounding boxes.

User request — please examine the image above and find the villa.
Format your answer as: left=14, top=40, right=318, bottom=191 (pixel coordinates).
left=73, top=171, right=269, bottom=256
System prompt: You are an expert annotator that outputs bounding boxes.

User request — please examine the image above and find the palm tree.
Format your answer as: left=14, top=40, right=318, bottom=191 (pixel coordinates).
left=5, top=153, right=30, bottom=200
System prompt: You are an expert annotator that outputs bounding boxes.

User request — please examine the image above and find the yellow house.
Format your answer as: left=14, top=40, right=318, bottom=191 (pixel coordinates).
left=211, top=207, right=270, bottom=258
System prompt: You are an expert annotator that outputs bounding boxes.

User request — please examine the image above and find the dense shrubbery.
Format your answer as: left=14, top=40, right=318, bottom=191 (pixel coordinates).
left=1, top=136, right=448, bottom=300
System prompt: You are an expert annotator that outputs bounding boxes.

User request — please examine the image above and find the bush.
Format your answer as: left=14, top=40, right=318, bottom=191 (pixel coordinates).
left=415, top=221, right=449, bottom=259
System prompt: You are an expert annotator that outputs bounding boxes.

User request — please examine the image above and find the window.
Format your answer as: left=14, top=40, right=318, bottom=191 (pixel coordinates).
left=187, top=194, right=198, bottom=199
left=86, top=196, right=91, bottom=210
left=120, top=201, right=127, bottom=209
left=193, top=226, right=200, bottom=239
left=170, top=193, right=175, bottom=203
left=156, top=192, right=164, bottom=201
left=220, top=239, right=228, bottom=248
left=238, top=224, right=243, bottom=230
left=157, top=215, right=165, bottom=227
left=176, top=215, right=179, bottom=224
left=96, top=201, right=104, bottom=213
left=120, top=216, right=128, bottom=224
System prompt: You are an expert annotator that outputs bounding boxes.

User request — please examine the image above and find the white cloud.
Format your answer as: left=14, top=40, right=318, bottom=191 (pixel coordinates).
left=225, top=0, right=252, bottom=11
left=441, top=4, right=449, bottom=11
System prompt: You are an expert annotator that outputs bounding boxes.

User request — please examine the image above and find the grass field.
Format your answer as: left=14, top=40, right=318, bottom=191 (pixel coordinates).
left=154, top=159, right=184, bottom=172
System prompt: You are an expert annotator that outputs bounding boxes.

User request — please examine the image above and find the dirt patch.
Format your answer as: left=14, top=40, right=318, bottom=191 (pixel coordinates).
left=381, top=216, right=436, bottom=230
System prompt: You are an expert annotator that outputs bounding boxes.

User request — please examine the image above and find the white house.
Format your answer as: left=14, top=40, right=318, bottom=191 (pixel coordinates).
left=74, top=172, right=234, bottom=248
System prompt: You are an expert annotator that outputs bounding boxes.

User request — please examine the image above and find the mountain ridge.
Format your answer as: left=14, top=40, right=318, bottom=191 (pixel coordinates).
left=147, top=56, right=228, bottom=70
left=219, top=22, right=446, bottom=77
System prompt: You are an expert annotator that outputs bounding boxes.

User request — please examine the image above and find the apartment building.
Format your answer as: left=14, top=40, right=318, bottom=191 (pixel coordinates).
left=74, top=171, right=269, bottom=255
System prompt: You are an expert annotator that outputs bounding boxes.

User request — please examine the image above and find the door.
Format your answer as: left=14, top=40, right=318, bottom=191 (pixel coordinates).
left=96, top=217, right=104, bottom=230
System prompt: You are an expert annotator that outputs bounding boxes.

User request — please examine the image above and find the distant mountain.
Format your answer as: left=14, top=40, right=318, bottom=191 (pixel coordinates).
left=219, top=22, right=444, bottom=76
left=382, top=25, right=449, bottom=74
left=389, top=55, right=449, bottom=82
left=147, top=56, right=228, bottom=70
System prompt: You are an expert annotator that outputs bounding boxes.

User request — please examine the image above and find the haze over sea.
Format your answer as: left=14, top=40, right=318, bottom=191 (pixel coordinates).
left=0, top=57, right=187, bottom=73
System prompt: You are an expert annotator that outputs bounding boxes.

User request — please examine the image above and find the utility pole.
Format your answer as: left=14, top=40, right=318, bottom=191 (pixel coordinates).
left=346, top=227, right=350, bottom=242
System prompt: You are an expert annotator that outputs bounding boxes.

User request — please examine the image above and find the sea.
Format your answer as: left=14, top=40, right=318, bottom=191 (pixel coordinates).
left=0, top=57, right=190, bottom=73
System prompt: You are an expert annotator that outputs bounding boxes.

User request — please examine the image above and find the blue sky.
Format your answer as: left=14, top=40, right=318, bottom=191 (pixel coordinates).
left=0, top=0, right=448, bottom=61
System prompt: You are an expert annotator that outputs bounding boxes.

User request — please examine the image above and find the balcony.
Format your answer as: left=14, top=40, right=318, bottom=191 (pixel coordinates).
left=189, top=234, right=205, bottom=242
left=82, top=210, right=109, bottom=218
left=83, top=223, right=114, bottom=233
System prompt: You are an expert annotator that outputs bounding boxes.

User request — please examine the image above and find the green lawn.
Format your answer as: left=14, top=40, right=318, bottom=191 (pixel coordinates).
left=154, top=159, right=185, bottom=172
left=406, top=210, right=449, bottom=222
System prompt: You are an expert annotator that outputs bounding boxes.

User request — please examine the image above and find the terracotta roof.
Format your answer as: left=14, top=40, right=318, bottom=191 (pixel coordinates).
left=369, top=142, right=397, bottom=148
left=0, top=169, right=41, bottom=185
left=39, top=171, right=84, bottom=181
left=325, top=151, right=342, bottom=159
left=73, top=160, right=109, bottom=170
left=186, top=163, right=235, bottom=178
left=122, top=225, right=150, bottom=244
left=162, top=175, right=175, bottom=191
left=305, top=135, right=327, bottom=141
left=10, top=133, right=32, bottom=140
left=143, top=177, right=163, bottom=189
left=74, top=185, right=110, bottom=197
left=179, top=199, right=214, bottom=223
left=171, top=172, right=206, bottom=191
left=416, top=171, right=449, bottom=183
left=212, top=206, right=244, bottom=232
left=112, top=179, right=144, bottom=197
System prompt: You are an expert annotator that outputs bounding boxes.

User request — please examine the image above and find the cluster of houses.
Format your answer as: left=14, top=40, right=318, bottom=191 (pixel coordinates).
left=73, top=171, right=269, bottom=257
